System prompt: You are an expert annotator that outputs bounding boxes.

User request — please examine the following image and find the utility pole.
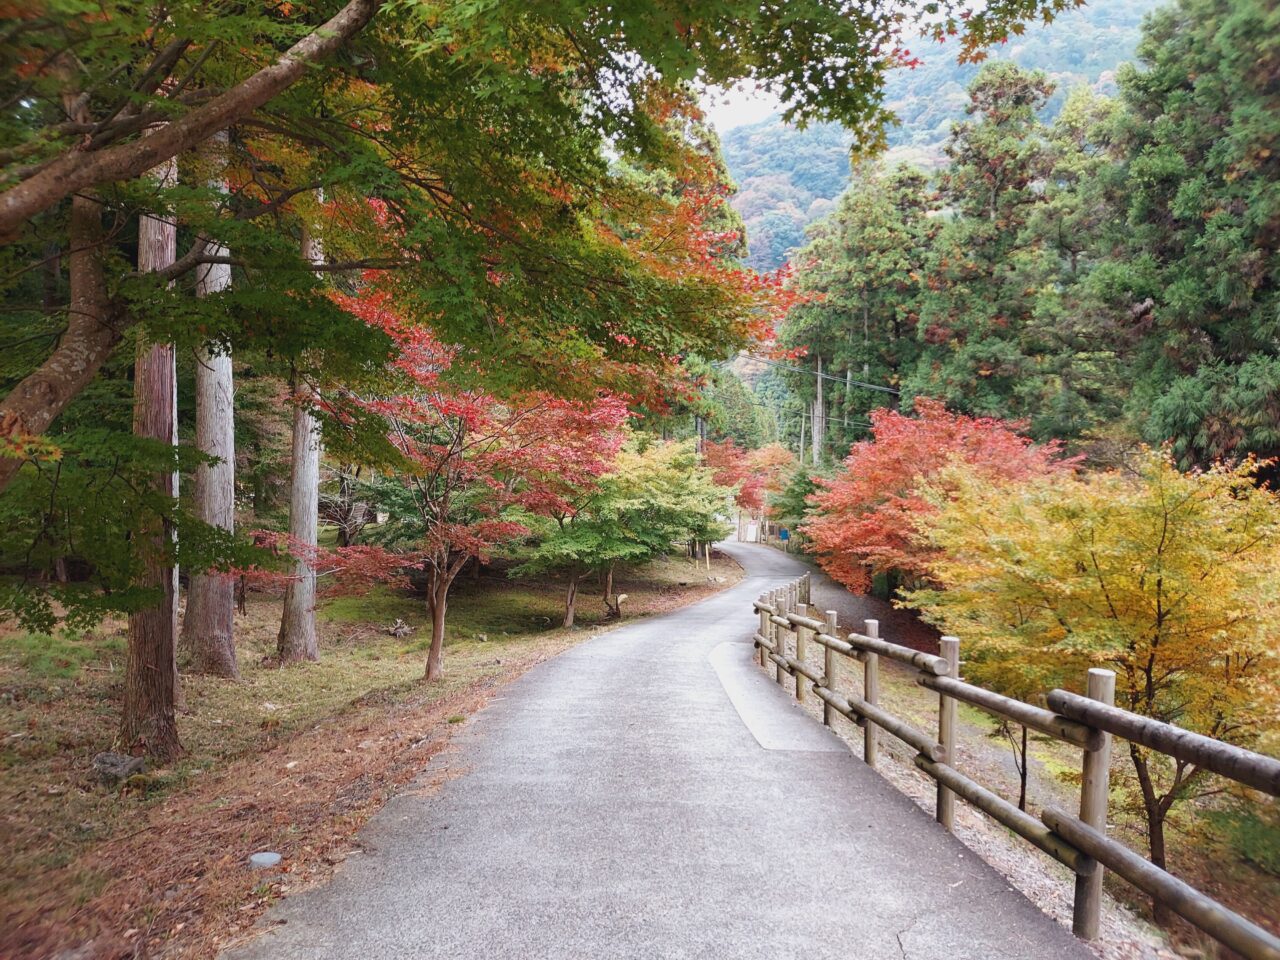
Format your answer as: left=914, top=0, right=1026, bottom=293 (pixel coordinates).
left=811, top=354, right=824, bottom=464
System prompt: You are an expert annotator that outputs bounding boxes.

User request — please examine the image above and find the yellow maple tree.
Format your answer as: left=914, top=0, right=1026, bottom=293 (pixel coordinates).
left=903, top=449, right=1280, bottom=871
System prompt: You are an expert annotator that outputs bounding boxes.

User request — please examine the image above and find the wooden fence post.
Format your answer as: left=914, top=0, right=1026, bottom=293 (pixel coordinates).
left=821, top=609, right=839, bottom=726
left=776, top=587, right=790, bottom=685
left=801, top=573, right=811, bottom=604
left=757, top=593, right=768, bottom=668
left=936, top=635, right=960, bottom=831
left=768, top=591, right=778, bottom=665
left=795, top=602, right=810, bottom=704
left=1072, top=667, right=1116, bottom=940
left=765, top=590, right=774, bottom=665
left=864, top=619, right=880, bottom=768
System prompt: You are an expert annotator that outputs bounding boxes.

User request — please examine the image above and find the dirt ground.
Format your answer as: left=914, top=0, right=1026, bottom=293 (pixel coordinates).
left=0, top=552, right=741, bottom=959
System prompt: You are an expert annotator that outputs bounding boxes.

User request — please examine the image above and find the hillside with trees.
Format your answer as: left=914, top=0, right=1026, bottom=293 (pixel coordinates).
left=723, top=0, right=1164, bottom=270
left=769, top=0, right=1280, bottom=470
left=770, top=0, right=1280, bottom=942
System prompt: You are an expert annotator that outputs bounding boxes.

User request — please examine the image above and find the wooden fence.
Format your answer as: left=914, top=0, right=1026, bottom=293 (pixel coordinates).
left=753, top=574, right=1280, bottom=960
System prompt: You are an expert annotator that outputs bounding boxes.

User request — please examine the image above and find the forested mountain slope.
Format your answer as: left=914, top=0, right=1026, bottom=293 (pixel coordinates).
left=723, top=0, right=1164, bottom=270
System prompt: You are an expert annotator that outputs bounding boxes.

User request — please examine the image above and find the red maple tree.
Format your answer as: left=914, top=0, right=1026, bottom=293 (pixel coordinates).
left=802, top=398, right=1071, bottom=592
left=332, top=288, right=629, bottom=680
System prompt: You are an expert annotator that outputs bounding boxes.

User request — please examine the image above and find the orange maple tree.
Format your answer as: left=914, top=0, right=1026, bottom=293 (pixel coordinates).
left=704, top=440, right=794, bottom=513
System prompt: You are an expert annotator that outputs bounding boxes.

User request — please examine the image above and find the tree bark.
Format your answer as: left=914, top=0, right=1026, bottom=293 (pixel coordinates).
left=603, top=564, right=622, bottom=617
left=276, top=372, right=321, bottom=663
left=277, top=219, right=324, bottom=664
left=181, top=145, right=237, bottom=676
left=426, top=581, right=448, bottom=682
left=1146, top=803, right=1170, bottom=924
left=1130, top=742, right=1172, bottom=923
left=0, top=195, right=120, bottom=494
left=335, top=466, right=354, bottom=546
left=1018, top=723, right=1028, bottom=812
left=0, top=0, right=383, bottom=241
left=563, top=575, right=579, bottom=628
left=121, top=156, right=182, bottom=759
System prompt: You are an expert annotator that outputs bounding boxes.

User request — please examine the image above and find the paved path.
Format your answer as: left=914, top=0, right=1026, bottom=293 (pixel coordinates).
left=227, top=543, right=1092, bottom=960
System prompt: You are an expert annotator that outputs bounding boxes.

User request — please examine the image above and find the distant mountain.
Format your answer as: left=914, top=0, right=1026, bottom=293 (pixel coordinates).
left=722, top=0, right=1165, bottom=271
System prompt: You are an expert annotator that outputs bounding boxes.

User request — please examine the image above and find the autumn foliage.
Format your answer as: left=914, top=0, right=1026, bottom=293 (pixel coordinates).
left=703, top=440, right=794, bottom=513
left=802, top=398, right=1069, bottom=592
left=904, top=449, right=1280, bottom=868
left=322, top=287, right=631, bottom=679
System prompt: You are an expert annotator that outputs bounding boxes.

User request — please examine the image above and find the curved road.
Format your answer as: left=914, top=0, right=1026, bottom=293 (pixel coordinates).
left=227, top=542, right=1092, bottom=960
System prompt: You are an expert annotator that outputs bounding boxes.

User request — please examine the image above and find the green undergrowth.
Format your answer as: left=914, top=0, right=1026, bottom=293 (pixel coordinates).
left=3, top=629, right=125, bottom=682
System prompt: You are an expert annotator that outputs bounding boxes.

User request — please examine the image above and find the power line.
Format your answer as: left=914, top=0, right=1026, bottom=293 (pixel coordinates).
left=793, top=408, right=873, bottom=431
left=699, top=382, right=873, bottom=453
left=703, top=381, right=873, bottom=430
left=740, top=353, right=901, bottom=396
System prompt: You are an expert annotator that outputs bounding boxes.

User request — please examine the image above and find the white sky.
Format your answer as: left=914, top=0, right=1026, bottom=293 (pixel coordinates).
left=699, top=82, right=783, bottom=132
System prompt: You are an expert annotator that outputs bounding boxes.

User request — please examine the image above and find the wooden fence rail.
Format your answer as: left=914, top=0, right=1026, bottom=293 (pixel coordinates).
left=752, top=574, right=1280, bottom=960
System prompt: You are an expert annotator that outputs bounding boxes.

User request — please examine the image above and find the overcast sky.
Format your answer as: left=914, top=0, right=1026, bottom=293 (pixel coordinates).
left=699, top=82, right=783, bottom=132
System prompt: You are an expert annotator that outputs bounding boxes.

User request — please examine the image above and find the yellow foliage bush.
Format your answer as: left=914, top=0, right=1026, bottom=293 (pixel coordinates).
left=904, top=448, right=1280, bottom=867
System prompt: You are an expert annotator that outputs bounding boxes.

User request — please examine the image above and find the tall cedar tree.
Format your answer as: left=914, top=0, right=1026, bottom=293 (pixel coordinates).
left=905, top=63, right=1060, bottom=424
left=1114, top=0, right=1280, bottom=465
left=782, top=162, right=939, bottom=456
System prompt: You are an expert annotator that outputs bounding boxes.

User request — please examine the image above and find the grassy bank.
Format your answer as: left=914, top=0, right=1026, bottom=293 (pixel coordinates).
left=0, top=551, right=741, bottom=959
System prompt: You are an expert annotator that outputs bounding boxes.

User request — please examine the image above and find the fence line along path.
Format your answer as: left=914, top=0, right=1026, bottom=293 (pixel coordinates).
left=755, top=572, right=1280, bottom=960
left=224, top=542, right=1093, bottom=960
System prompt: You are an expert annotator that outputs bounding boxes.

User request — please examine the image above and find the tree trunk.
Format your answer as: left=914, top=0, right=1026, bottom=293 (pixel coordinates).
left=277, top=373, right=321, bottom=663
left=277, top=218, right=324, bottom=664
left=336, top=467, right=354, bottom=546
left=122, top=334, right=181, bottom=759
left=426, top=583, right=448, bottom=682
left=1146, top=805, right=1170, bottom=924
left=121, top=157, right=182, bottom=759
left=563, top=576, right=579, bottom=628
left=182, top=343, right=237, bottom=674
left=1018, top=724, right=1028, bottom=812
left=0, top=204, right=121, bottom=497
left=603, top=564, right=622, bottom=617
left=1130, top=742, right=1172, bottom=924
left=181, top=133, right=238, bottom=678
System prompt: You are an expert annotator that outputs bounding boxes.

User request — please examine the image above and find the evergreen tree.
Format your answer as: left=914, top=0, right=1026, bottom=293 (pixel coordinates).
left=783, top=163, right=939, bottom=455
left=905, top=62, right=1059, bottom=427
left=1019, top=87, right=1132, bottom=440
left=1114, top=0, right=1280, bottom=465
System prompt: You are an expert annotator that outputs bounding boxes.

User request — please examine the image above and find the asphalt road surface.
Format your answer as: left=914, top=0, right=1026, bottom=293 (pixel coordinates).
left=225, top=541, right=1093, bottom=960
